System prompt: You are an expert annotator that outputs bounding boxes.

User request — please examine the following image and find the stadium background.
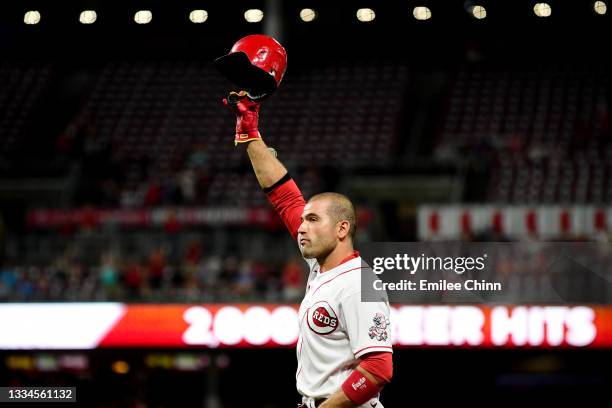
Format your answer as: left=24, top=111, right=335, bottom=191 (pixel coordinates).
left=1, top=0, right=611, bottom=407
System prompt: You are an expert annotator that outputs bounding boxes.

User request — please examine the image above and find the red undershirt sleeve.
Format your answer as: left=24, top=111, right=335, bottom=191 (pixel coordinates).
left=359, top=351, right=393, bottom=384
left=264, top=173, right=306, bottom=240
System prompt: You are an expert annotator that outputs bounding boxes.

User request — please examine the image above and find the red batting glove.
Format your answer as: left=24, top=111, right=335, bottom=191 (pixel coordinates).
left=222, top=91, right=262, bottom=146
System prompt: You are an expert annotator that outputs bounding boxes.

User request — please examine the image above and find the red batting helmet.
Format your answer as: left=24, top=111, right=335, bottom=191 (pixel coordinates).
left=214, top=34, right=287, bottom=100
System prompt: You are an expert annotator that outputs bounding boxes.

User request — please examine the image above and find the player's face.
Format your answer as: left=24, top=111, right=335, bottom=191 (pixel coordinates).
left=298, top=199, right=338, bottom=259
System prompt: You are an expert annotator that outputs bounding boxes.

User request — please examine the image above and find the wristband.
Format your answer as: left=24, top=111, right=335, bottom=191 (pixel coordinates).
left=234, top=131, right=261, bottom=145
left=341, top=369, right=381, bottom=405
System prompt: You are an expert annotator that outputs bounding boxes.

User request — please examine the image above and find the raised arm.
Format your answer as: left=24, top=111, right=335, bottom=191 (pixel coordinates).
left=247, top=140, right=306, bottom=239
left=223, top=92, right=306, bottom=239
left=245, top=139, right=287, bottom=189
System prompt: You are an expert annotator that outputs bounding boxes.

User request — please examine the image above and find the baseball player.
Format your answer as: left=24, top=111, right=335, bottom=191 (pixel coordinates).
left=217, top=35, right=393, bottom=408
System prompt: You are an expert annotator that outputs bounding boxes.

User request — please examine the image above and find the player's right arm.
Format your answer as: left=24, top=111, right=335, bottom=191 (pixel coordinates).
left=245, top=139, right=288, bottom=190
left=223, top=92, right=306, bottom=239
left=247, top=140, right=306, bottom=239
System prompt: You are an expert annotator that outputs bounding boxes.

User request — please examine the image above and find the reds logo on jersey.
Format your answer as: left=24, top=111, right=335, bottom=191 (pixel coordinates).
left=307, top=301, right=339, bottom=335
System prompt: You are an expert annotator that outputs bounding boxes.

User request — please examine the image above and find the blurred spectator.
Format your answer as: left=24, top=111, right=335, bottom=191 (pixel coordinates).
left=100, top=252, right=120, bottom=299
left=161, top=172, right=183, bottom=205
left=178, top=168, right=197, bottom=203
left=0, top=265, right=16, bottom=300
left=184, top=240, right=203, bottom=265
left=183, top=272, right=200, bottom=302
left=281, top=257, right=306, bottom=302
left=164, top=211, right=181, bottom=234
left=123, top=260, right=145, bottom=300
left=219, top=256, right=239, bottom=288
left=148, top=247, right=165, bottom=289
left=187, top=143, right=209, bottom=170
left=234, top=260, right=255, bottom=297
left=252, top=260, right=271, bottom=297
left=16, top=267, right=34, bottom=300
left=163, top=211, right=182, bottom=259
left=120, top=188, right=144, bottom=208
left=194, top=169, right=213, bottom=204
left=197, top=255, right=222, bottom=294
left=144, top=176, right=162, bottom=207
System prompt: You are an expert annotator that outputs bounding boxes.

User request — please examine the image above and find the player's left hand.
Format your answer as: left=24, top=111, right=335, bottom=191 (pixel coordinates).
left=222, top=91, right=262, bottom=145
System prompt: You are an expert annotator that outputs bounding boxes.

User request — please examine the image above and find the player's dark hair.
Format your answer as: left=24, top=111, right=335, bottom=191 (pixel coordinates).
left=309, top=192, right=357, bottom=240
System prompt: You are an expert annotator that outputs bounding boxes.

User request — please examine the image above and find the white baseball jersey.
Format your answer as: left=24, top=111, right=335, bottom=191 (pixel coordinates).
left=296, top=251, right=393, bottom=407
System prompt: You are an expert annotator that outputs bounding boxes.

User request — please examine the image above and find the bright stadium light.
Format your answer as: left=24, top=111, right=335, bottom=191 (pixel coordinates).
left=244, top=9, right=264, bottom=23
left=356, top=8, right=376, bottom=22
left=300, top=8, right=317, bottom=22
left=23, top=10, right=41, bottom=25
left=189, top=9, right=208, bottom=23
left=79, top=10, right=97, bottom=24
left=413, top=6, right=432, bottom=20
left=594, top=1, right=607, bottom=14
left=533, top=3, right=551, bottom=17
left=134, top=10, right=152, bottom=24
left=470, top=5, right=487, bottom=19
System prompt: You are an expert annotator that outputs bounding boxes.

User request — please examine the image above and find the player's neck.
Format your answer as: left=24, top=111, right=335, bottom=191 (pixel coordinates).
left=317, top=245, right=356, bottom=273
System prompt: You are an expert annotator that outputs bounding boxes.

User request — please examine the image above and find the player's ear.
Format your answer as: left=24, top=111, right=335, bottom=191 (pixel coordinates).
left=337, top=220, right=350, bottom=240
